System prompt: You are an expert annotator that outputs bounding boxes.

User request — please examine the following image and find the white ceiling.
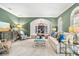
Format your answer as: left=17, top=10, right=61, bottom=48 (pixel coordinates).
left=0, top=3, right=74, bottom=17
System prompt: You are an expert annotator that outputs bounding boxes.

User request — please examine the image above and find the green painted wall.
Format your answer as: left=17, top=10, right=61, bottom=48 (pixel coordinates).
left=1, top=3, right=79, bottom=35
left=18, top=17, right=57, bottom=36
left=1, top=3, right=79, bottom=33
left=0, top=8, right=57, bottom=36
left=57, top=3, right=79, bottom=32
left=0, top=8, right=18, bottom=26
left=0, top=8, right=18, bottom=39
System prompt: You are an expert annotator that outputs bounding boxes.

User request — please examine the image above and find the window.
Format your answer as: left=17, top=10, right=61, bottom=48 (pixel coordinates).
left=35, top=26, right=47, bottom=34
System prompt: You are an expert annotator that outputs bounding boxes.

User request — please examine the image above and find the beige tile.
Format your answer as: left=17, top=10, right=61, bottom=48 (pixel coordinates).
left=6, top=39, right=57, bottom=56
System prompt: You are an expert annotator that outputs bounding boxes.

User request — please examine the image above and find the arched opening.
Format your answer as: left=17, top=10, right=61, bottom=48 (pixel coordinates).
left=70, top=6, right=79, bottom=26
left=30, top=19, right=52, bottom=38
left=69, top=6, right=79, bottom=45
left=70, top=6, right=79, bottom=33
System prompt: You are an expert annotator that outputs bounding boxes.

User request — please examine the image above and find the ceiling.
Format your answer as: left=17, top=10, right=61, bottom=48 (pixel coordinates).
left=0, top=3, right=74, bottom=17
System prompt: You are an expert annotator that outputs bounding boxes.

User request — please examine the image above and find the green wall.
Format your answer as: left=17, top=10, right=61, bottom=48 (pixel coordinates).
left=18, top=17, right=57, bottom=36
left=1, top=3, right=78, bottom=35
left=0, top=8, right=57, bottom=36
left=57, top=3, right=79, bottom=32
left=0, top=8, right=18, bottom=39
left=18, top=3, right=79, bottom=33
left=0, top=8, right=18, bottom=26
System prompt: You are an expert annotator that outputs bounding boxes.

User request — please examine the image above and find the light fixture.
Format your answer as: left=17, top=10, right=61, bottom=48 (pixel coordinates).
left=52, top=28, right=56, bottom=32
left=16, top=24, right=22, bottom=28
left=69, top=25, right=79, bottom=33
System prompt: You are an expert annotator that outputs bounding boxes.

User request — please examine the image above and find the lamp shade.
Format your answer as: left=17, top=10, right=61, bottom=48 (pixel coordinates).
left=69, top=26, right=79, bottom=33
left=52, top=28, right=56, bottom=31
left=16, top=24, right=22, bottom=28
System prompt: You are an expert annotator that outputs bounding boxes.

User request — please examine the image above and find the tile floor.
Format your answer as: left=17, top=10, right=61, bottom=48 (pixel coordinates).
left=6, top=39, right=57, bottom=56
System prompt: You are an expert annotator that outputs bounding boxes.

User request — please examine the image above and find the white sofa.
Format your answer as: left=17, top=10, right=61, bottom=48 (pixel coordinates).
left=48, top=36, right=60, bottom=53
left=48, top=36, right=69, bottom=54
